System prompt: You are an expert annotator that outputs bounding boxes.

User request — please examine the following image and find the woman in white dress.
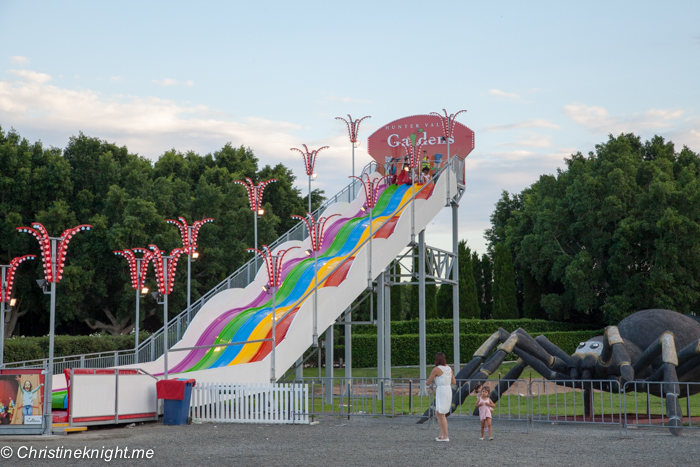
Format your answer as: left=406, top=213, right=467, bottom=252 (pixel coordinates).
left=425, top=352, right=456, bottom=442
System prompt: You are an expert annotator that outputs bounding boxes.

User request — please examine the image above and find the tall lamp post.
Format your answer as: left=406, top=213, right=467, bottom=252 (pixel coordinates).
left=134, top=245, right=184, bottom=380
left=0, top=254, right=36, bottom=367
left=336, top=114, right=370, bottom=198
left=246, top=245, right=299, bottom=382
left=234, top=178, right=277, bottom=251
left=113, top=249, right=152, bottom=364
left=430, top=109, right=467, bottom=374
left=290, top=144, right=328, bottom=216
left=166, top=217, right=214, bottom=324
left=17, top=222, right=91, bottom=434
left=291, top=212, right=339, bottom=345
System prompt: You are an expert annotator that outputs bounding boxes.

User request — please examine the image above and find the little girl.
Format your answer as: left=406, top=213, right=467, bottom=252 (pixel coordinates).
left=475, top=385, right=495, bottom=440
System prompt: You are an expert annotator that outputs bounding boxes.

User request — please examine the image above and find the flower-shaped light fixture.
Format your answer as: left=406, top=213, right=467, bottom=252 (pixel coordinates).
left=1, top=255, right=36, bottom=304
left=16, top=223, right=92, bottom=283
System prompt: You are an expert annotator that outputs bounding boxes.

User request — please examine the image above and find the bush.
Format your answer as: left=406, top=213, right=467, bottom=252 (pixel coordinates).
left=337, top=330, right=602, bottom=368
left=3, top=333, right=151, bottom=363
left=351, top=318, right=595, bottom=336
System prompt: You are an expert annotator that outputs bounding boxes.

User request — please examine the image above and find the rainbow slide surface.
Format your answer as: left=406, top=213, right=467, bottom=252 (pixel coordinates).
left=51, top=167, right=457, bottom=397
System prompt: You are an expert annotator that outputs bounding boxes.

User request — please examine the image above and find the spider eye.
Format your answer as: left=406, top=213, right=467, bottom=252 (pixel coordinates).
left=578, top=342, right=585, bottom=348
left=591, top=343, right=600, bottom=349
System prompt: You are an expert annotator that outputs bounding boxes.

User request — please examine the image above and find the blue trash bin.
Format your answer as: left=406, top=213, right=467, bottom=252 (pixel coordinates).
left=162, top=379, right=194, bottom=425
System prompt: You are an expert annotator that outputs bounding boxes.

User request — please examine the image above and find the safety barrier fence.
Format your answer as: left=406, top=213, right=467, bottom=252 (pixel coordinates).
left=290, top=377, right=700, bottom=436
left=189, top=382, right=308, bottom=425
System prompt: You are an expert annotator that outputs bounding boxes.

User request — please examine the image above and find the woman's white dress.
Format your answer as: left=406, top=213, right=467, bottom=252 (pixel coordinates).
left=434, top=365, right=452, bottom=415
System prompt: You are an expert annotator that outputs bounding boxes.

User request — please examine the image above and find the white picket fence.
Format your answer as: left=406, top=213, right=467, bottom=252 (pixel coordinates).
left=189, top=382, right=309, bottom=424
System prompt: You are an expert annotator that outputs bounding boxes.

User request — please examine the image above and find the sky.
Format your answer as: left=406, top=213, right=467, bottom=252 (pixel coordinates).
left=1, top=1, right=699, bottom=254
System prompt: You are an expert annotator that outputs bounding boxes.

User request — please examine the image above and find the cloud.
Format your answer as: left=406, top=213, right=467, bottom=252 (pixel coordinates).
left=485, top=119, right=560, bottom=132
left=152, top=79, right=193, bottom=87
left=323, top=95, right=372, bottom=104
left=488, top=89, right=520, bottom=99
left=502, top=133, right=553, bottom=148
left=9, top=56, right=30, bottom=66
left=110, top=76, right=123, bottom=82
left=8, top=69, right=52, bottom=84
left=564, top=103, right=686, bottom=134
left=0, top=68, right=377, bottom=198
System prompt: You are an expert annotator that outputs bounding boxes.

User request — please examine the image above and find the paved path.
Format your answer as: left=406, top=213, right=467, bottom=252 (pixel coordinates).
left=0, top=417, right=697, bottom=466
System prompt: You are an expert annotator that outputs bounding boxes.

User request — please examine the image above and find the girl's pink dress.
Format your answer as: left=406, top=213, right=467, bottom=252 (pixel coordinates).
left=478, top=397, right=492, bottom=421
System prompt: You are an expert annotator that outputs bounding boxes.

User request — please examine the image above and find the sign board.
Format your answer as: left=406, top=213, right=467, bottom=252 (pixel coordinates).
left=366, top=114, right=475, bottom=167
left=0, top=369, right=45, bottom=432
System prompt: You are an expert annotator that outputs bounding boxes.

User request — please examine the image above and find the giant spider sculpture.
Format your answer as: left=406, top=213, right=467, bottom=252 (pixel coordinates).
left=419, top=309, right=700, bottom=435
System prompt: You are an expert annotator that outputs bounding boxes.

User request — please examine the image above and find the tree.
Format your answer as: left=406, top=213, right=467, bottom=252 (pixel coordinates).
left=0, top=126, right=323, bottom=337
left=485, top=133, right=700, bottom=325
left=522, top=268, right=545, bottom=319
left=459, top=241, right=480, bottom=318
left=480, top=254, right=493, bottom=319
left=492, top=243, right=518, bottom=319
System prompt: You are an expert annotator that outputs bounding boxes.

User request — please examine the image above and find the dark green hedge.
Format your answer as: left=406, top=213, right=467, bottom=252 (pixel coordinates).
left=351, top=318, right=595, bottom=336
left=336, top=330, right=602, bottom=368
left=3, top=333, right=150, bottom=363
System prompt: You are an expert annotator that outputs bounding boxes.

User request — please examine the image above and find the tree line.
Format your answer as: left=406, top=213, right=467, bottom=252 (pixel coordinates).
left=485, top=133, right=700, bottom=326
left=0, top=127, right=323, bottom=337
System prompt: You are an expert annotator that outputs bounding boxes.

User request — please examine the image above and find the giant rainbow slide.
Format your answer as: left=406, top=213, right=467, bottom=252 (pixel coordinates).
left=51, top=166, right=457, bottom=397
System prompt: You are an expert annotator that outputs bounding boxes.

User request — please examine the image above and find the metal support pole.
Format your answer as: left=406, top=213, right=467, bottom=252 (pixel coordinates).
left=44, top=238, right=58, bottom=434
left=313, top=252, right=318, bottom=346
left=352, top=143, right=355, bottom=199
left=446, top=138, right=451, bottom=205
left=271, top=286, right=277, bottom=383
left=0, top=267, right=5, bottom=368
left=452, top=202, right=460, bottom=373
left=325, top=325, right=334, bottom=405
left=254, top=204, right=258, bottom=251
left=308, top=174, right=312, bottom=215
left=411, top=167, right=416, bottom=242
left=384, top=271, right=391, bottom=380
left=418, top=230, right=427, bottom=395
left=295, top=357, right=303, bottom=381
left=135, top=258, right=141, bottom=364
left=377, top=272, right=384, bottom=381
left=163, top=258, right=169, bottom=380
left=187, top=226, right=192, bottom=325
left=344, top=306, right=351, bottom=388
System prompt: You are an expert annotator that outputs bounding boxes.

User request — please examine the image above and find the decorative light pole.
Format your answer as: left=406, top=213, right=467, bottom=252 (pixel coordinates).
left=17, top=222, right=91, bottom=433
left=166, top=217, right=214, bottom=324
left=113, top=249, right=152, bottom=363
left=246, top=245, right=299, bottom=382
left=290, top=145, right=328, bottom=215
left=336, top=114, right=370, bottom=198
left=291, top=213, right=339, bottom=345
left=135, top=245, right=185, bottom=380
left=430, top=109, right=467, bottom=203
left=234, top=178, right=277, bottom=251
left=0, top=254, right=36, bottom=367
left=430, top=109, right=466, bottom=375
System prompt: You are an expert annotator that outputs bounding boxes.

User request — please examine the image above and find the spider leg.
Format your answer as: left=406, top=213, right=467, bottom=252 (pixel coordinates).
left=596, top=326, right=634, bottom=385
left=632, top=332, right=683, bottom=436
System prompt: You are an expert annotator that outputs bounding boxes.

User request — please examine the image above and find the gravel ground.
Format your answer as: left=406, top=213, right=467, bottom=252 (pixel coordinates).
left=0, top=416, right=697, bottom=466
